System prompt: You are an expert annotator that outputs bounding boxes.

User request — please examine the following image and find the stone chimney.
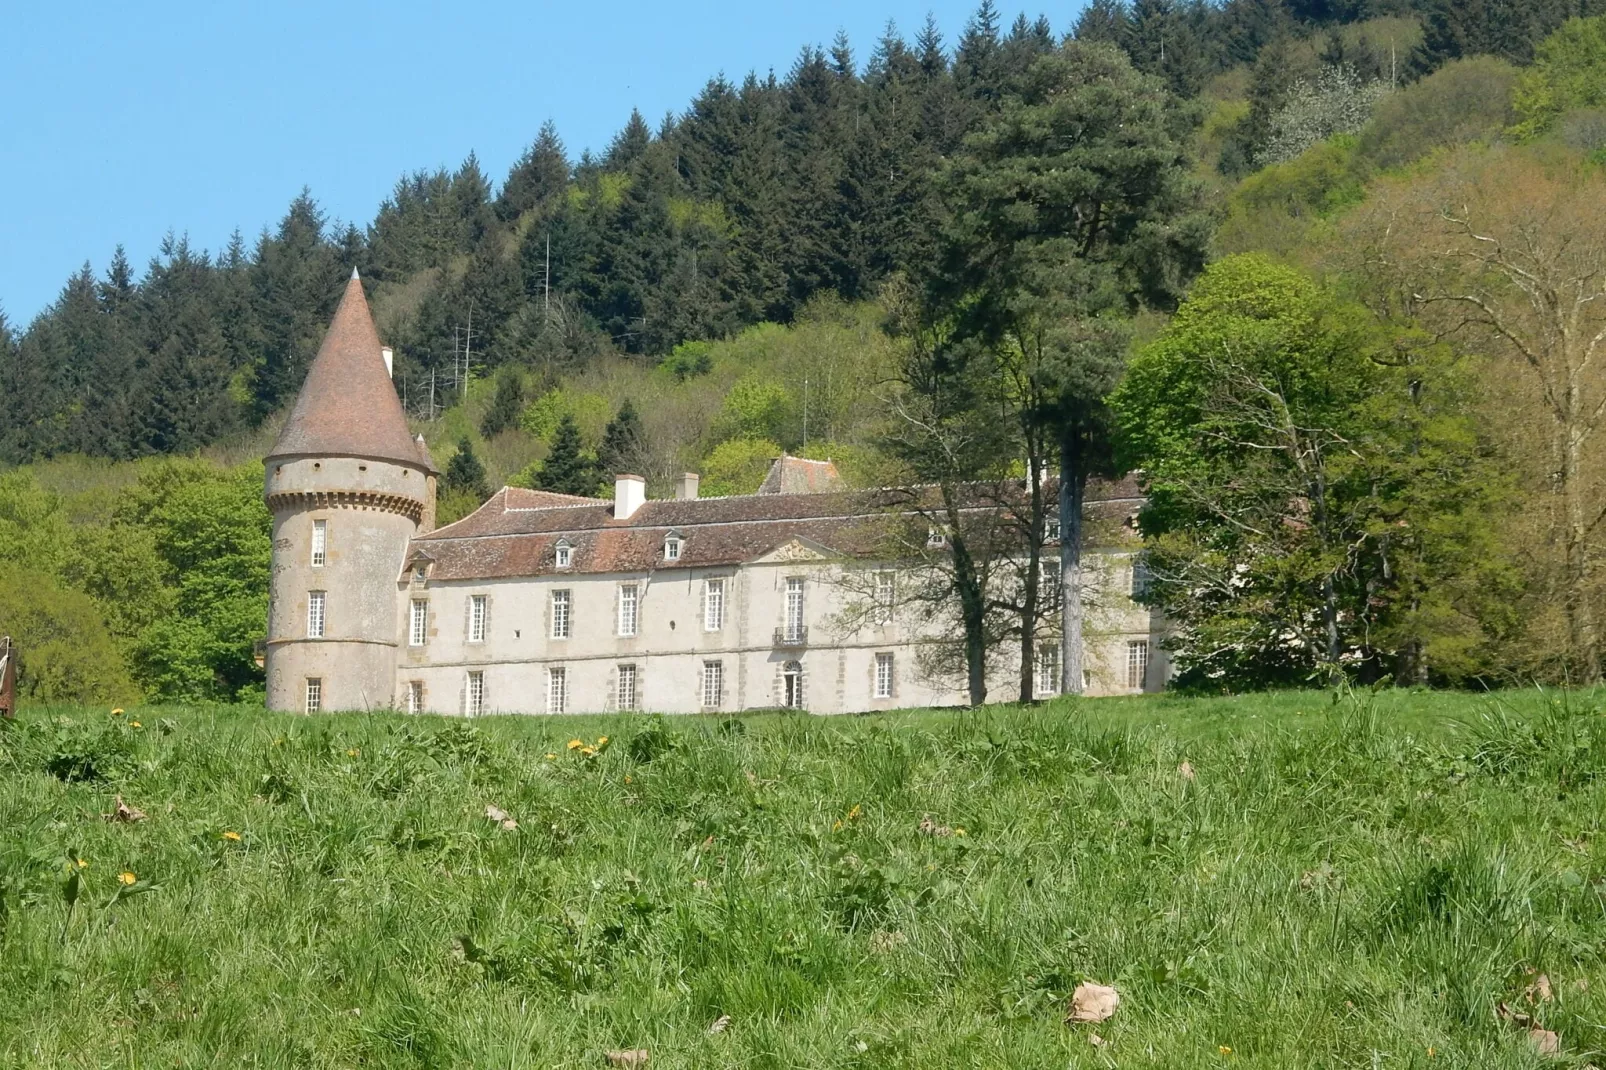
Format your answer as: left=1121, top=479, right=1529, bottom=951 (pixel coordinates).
left=676, top=472, right=700, bottom=500
left=614, top=474, right=646, bottom=519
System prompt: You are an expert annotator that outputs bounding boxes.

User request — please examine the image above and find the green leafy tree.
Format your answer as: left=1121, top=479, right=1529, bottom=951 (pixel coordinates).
left=1513, top=16, right=1606, bottom=140
left=701, top=437, right=782, bottom=497
left=536, top=415, right=602, bottom=497
left=0, top=565, right=137, bottom=705
left=444, top=437, right=491, bottom=501
left=1111, top=256, right=1514, bottom=689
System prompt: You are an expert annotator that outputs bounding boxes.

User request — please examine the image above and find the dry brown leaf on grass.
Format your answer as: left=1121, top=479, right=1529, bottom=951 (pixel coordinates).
left=1066, top=982, right=1120, bottom=1024
left=1524, top=970, right=1554, bottom=1004
left=484, top=805, right=518, bottom=831
left=605, top=1050, right=649, bottom=1067
left=707, top=1015, right=731, bottom=1035
left=104, top=795, right=146, bottom=823
left=1178, top=760, right=1195, bottom=781
left=1089, top=1033, right=1106, bottom=1047
left=1530, top=1028, right=1561, bottom=1055
left=918, top=816, right=954, bottom=837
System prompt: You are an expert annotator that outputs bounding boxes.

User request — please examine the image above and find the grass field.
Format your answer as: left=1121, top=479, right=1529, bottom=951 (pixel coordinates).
left=2, top=690, right=1605, bottom=1068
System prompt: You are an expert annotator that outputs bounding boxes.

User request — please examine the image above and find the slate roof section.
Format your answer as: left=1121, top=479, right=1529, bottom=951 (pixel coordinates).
left=268, top=271, right=435, bottom=472
left=757, top=455, right=842, bottom=494
left=408, top=474, right=1145, bottom=583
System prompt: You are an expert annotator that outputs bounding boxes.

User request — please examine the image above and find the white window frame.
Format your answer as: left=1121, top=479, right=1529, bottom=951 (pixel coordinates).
left=466, top=670, right=485, bottom=716
left=409, top=599, right=428, bottom=647
left=307, top=591, right=326, bottom=639
left=617, top=663, right=637, bottom=711
left=782, top=660, right=804, bottom=708
left=874, top=652, right=894, bottom=699
left=555, top=540, right=572, bottom=569
left=310, top=519, right=327, bottom=567
left=546, top=667, right=567, bottom=714
left=406, top=680, right=424, bottom=714
left=618, top=584, right=638, bottom=637
left=785, top=577, right=805, bottom=642
left=664, top=535, right=682, bottom=561
left=1127, top=640, right=1149, bottom=691
left=305, top=677, right=322, bottom=713
left=874, top=571, right=895, bottom=623
left=926, top=526, right=947, bottom=549
left=468, top=595, right=487, bottom=643
left=1036, top=644, right=1062, bottom=696
left=702, top=660, right=723, bottom=709
left=551, top=589, right=571, bottom=639
left=704, top=578, right=725, bottom=631
left=1045, top=514, right=1061, bottom=542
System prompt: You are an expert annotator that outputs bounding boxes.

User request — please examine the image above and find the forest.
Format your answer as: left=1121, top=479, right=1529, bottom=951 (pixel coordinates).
left=3, top=0, right=1606, bottom=704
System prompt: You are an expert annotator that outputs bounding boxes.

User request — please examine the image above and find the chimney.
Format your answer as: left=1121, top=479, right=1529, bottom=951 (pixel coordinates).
left=676, top=472, right=700, bottom=500
left=381, top=346, right=394, bottom=378
left=614, top=474, right=646, bottom=519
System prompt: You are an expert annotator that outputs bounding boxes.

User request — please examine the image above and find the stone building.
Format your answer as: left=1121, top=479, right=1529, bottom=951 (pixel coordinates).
left=264, top=274, right=1167, bottom=715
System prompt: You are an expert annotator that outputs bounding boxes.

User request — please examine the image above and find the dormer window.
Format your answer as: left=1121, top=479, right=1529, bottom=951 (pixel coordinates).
left=926, top=526, right=947, bottom=549
left=555, top=539, right=573, bottom=569
left=664, top=533, right=683, bottom=561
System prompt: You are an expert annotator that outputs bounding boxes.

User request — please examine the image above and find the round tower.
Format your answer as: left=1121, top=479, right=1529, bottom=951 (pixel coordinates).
left=263, top=269, right=436, bottom=713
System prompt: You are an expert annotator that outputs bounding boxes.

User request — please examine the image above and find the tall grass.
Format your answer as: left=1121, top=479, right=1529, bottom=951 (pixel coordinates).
left=1, top=690, right=1602, bottom=1067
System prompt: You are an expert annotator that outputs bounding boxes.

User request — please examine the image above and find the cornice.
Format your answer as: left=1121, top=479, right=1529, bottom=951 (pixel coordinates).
left=267, top=489, right=424, bottom=522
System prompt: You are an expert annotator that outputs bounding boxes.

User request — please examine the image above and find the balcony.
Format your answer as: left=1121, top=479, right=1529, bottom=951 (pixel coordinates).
left=773, top=625, right=808, bottom=647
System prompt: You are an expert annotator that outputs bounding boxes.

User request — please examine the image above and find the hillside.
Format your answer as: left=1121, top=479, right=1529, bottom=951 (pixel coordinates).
left=4, top=690, right=1605, bottom=1066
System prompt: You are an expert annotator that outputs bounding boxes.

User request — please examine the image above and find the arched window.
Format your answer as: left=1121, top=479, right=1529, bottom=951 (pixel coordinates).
left=782, top=661, right=804, bottom=709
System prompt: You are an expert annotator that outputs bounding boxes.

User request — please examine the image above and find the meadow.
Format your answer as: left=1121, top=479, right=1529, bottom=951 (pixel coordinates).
left=2, top=689, right=1604, bottom=1068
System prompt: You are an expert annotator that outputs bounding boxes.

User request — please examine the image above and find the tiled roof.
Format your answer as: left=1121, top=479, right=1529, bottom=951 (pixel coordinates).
left=408, top=474, right=1145, bottom=582
left=268, top=272, right=435, bottom=472
left=758, top=455, right=842, bottom=494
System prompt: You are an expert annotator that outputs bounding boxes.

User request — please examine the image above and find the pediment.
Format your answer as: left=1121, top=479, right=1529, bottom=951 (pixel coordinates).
left=751, top=536, right=836, bottom=564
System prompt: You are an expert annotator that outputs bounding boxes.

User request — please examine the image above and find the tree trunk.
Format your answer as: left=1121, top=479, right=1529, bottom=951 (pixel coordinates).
left=944, top=486, right=990, bottom=706
left=1019, top=456, right=1044, bottom=703
left=1563, top=427, right=1601, bottom=682
left=1060, top=432, right=1086, bottom=695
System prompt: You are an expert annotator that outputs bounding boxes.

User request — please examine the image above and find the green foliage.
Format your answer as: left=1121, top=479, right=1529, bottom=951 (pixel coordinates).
left=443, top=437, right=490, bottom=501
left=659, top=341, right=713, bottom=382
left=1513, top=16, right=1606, bottom=140
left=478, top=367, right=525, bottom=437
left=716, top=375, right=792, bottom=443
left=1217, top=136, right=1366, bottom=257
left=533, top=415, right=602, bottom=498
left=598, top=399, right=646, bottom=477
left=1358, top=57, right=1519, bottom=171
left=518, top=388, right=610, bottom=443
left=700, top=437, right=781, bottom=498
left=1112, top=255, right=1515, bottom=689
left=2, top=692, right=1604, bottom=1065
left=0, top=566, right=136, bottom=705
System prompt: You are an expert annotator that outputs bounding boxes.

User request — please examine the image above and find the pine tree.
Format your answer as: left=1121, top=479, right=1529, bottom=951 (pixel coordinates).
left=605, top=110, right=653, bottom=170
left=599, top=399, right=646, bottom=476
left=249, top=190, right=340, bottom=422
left=499, top=121, right=571, bottom=221
left=537, top=414, right=600, bottom=496
left=444, top=437, right=491, bottom=499
left=480, top=367, right=525, bottom=437
left=1074, top=0, right=1131, bottom=45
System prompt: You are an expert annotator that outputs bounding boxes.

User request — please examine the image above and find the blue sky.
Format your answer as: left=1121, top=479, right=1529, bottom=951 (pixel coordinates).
left=1, top=0, right=1085, bottom=326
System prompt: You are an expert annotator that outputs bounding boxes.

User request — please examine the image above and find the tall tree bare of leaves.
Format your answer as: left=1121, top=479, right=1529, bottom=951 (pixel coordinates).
left=933, top=41, right=1210, bottom=697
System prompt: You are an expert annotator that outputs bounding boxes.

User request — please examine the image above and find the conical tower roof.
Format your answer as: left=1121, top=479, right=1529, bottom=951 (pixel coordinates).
left=268, top=271, right=432, bottom=471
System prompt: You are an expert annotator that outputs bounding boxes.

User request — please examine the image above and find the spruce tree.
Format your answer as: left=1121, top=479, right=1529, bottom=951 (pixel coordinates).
left=480, top=367, right=526, bottom=437
left=537, top=414, right=601, bottom=496
left=498, top=120, right=570, bottom=221
left=599, top=399, right=646, bottom=476
left=445, top=437, right=491, bottom=500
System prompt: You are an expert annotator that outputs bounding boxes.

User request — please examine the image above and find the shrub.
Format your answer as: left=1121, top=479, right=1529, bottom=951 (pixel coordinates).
left=1513, top=15, right=1606, bottom=140
left=1358, top=56, right=1519, bottom=170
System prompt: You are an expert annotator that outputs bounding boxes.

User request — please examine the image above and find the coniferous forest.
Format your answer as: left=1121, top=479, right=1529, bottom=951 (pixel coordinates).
left=6, top=0, right=1606, bottom=704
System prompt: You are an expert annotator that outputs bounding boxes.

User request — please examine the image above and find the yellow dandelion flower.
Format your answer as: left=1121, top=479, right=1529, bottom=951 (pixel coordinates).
left=75, top=858, right=88, bottom=869
left=129, top=721, right=142, bottom=728
left=624, top=775, right=632, bottom=784
left=346, top=748, right=359, bottom=757
left=1218, top=1045, right=1232, bottom=1055
left=566, top=739, right=584, bottom=750
left=1427, top=1048, right=1435, bottom=1059
left=111, top=708, right=125, bottom=716
left=848, top=804, right=862, bottom=820
left=222, top=831, right=242, bottom=842
left=832, top=819, right=844, bottom=831
left=118, top=871, right=137, bottom=886
left=596, top=735, right=609, bottom=745
left=954, top=827, right=967, bottom=837
left=545, top=753, right=557, bottom=760
left=580, top=746, right=597, bottom=756
left=272, top=738, right=284, bottom=746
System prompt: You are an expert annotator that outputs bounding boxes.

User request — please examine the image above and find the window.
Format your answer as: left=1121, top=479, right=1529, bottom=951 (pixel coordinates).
left=782, top=660, right=804, bottom=708
left=618, top=584, right=638, bottom=637
left=305, top=678, right=322, bottom=713
left=664, top=535, right=682, bottom=561
left=555, top=540, right=572, bottom=569
left=617, top=664, right=638, bottom=711
left=406, top=680, right=424, bottom=714
left=874, top=653, right=894, bottom=699
left=926, top=526, right=947, bottom=549
left=547, top=667, right=567, bottom=714
left=551, top=590, right=571, bottom=639
left=468, top=595, right=487, bottom=643
left=1035, top=644, right=1062, bottom=696
left=874, top=571, right=895, bottom=623
left=409, top=600, right=428, bottom=646
left=307, top=591, right=326, bottom=638
left=466, top=671, right=485, bottom=716
left=311, top=519, right=327, bottom=567
left=1040, top=560, right=1060, bottom=607
left=702, top=660, right=723, bottom=709
left=785, top=578, right=806, bottom=642
left=1127, top=640, right=1149, bottom=690
left=1045, top=514, right=1061, bottom=542
left=1130, top=557, right=1150, bottom=599
left=704, top=578, right=725, bottom=631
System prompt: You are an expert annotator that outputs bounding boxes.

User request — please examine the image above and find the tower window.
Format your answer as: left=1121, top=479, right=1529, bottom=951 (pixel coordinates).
left=618, top=584, right=638, bottom=637
left=1127, top=640, right=1149, bottom=690
left=546, top=667, right=567, bottom=714
left=617, top=664, right=638, bottom=711
left=305, top=678, right=322, bottom=713
left=311, top=519, right=326, bottom=567
left=874, top=653, right=894, bottom=699
left=307, top=591, right=326, bottom=639
left=551, top=590, right=571, bottom=639
left=410, top=600, right=428, bottom=647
